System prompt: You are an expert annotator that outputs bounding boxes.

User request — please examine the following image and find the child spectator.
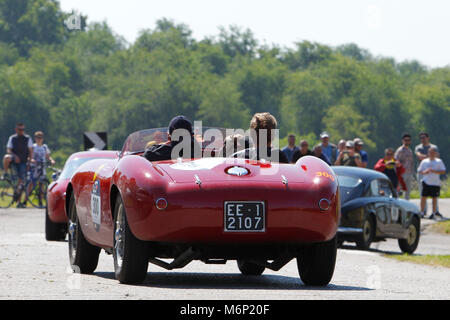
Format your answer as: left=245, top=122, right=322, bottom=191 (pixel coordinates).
left=417, top=147, right=446, bottom=220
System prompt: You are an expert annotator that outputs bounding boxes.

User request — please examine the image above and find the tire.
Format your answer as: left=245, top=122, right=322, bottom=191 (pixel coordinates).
left=398, top=217, right=420, bottom=254
left=45, top=207, right=67, bottom=241
left=356, top=215, right=376, bottom=250
left=68, top=193, right=100, bottom=274
left=113, top=195, right=149, bottom=284
left=297, top=236, right=337, bottom=286
left=237, top=260, right=265, bottom=276
left=0, top=179, right=15, bottom=209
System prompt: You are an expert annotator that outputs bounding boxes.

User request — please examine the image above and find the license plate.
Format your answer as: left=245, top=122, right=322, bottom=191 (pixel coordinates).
left=224, top=201, right=265, bottom=232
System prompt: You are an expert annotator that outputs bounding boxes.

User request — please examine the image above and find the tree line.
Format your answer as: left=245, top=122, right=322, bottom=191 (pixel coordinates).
left=0, top=0, right=449, bottom=167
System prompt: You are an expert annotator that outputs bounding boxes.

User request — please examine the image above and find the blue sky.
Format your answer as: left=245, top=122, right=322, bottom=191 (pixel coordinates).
left=59, top=0, right=450, bottom=68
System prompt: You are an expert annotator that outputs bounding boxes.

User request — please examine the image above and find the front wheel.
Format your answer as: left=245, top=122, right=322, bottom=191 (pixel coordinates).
left=68, top=194, right=100, bottom=274
left=356, top=215, right=375, bottom=250
left=297, top=236, right=337, bottom=286
left=113, top=195, right=149, bottom=284
left=398, top=217, right=420, bottom=254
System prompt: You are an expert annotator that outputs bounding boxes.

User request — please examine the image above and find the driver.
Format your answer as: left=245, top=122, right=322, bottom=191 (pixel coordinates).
left=144, top=116, right=200, bottom=162
left=234, top=112, right=289, bottom=163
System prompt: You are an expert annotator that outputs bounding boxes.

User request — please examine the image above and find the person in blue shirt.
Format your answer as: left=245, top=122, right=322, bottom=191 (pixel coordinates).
left=318, top=132, right=338, bottom=164
left=282, top=134, right=299, bottom=163
left=354, top=138, right=368, bottom=168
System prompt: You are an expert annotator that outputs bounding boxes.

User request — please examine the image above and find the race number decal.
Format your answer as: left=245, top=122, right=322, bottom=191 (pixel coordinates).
left=91, top=180, right=101, bottom=231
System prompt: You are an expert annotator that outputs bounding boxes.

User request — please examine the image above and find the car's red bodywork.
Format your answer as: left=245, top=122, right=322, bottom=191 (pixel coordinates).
left=47, top=151, right=118, bottom=224
left=67, top=153, right=340, bottom=249
left=65, top=128, right=341, bottom=285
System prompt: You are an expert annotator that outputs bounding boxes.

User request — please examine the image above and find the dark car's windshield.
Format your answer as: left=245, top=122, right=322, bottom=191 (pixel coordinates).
left=336, top=175, right=364, bottom=204
left=60, top=157, right=106, bottom=180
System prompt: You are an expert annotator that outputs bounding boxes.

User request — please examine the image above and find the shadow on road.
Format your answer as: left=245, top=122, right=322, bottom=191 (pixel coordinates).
left=94, top=271, right=372, bottom=291
left=339, top=244, right=401, bottom=255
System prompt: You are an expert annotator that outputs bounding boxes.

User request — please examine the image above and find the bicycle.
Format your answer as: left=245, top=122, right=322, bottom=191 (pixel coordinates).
left=25, top=161, right=54, bottom=209
left=0, top=166, right=27, bottom=209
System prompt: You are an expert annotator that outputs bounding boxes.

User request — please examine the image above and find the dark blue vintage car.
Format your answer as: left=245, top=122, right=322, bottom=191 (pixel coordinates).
left=333, top=166, right=421, bottom=253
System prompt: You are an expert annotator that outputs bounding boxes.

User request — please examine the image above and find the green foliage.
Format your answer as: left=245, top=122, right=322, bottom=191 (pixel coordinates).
left=0, top=1, right=448, bottom=170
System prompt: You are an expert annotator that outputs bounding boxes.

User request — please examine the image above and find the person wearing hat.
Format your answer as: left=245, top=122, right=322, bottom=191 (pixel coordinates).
left=318, top=132, right=338, bottom=165
left=335, top=141, right=362, bottom=167
left=144, top=116, right=200, bottom=162
left=354, top=138, right=368, bottom=168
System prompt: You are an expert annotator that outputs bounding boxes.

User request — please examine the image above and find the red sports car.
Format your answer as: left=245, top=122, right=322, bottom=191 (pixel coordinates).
left=46, top=151, right=118, bottom=241
left=66, top=128, right=340, bottom=286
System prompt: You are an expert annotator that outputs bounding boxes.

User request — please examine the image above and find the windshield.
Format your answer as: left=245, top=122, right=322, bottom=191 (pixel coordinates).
left=121, top=127, right=232, bottom=154
left=336, top=175, right=364, bottom=204
left=59, top=157, right=106, bottom=180
left=337, top=175, right=363, bottom=188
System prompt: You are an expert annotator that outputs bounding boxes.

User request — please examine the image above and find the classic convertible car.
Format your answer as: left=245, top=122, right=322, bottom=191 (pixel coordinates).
left=65, top=128, right=340, bottom=286
left=46, top=151, right=118, bottom=241
left=334, top=166, right=421, bottom=253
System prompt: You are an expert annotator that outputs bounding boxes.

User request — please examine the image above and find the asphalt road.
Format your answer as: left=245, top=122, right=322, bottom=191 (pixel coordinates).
left=0, top=199, right=449, bottom=300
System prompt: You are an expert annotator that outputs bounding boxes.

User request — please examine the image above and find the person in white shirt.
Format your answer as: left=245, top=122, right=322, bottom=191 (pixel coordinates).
left=417, top=147, right=446, bottom=220
left=26, top=132, right=55, bottom=205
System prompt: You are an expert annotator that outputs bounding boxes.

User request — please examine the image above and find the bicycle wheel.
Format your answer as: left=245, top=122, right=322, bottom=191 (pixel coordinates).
left=0, top=177, right=15, bottom=209
left=26, top=179, right=49, bottom=209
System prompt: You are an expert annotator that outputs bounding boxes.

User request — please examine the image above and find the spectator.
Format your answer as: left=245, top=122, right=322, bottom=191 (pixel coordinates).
left=417, top=147, right=446, bottom=220
left=337, top=139, right=346, bottom=154
left=335, top=141, right=362, bottom=167
left=354, top=138, right=368, bottom=168
left=26, top=131, right=56, bottom=206
left=395, top=133, right=415, bottom=200
left=282, top=134, right=300, bottom=163
left=234, top=112, right=289, bottom=163
left=313, top=145, right=331, bottom=165
left=374, top=148, right=407, bottom=191
left=415, top=132, right=439, bottom=214
left=2, top=123, right=33, bottom=183
left=291, top=140, right=314, bottom=163
left=318, top=131, right=338, bottom=165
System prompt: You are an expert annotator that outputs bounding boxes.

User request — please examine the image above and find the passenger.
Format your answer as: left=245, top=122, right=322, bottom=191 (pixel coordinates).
left=144, top=116, right=200, bottom=162
left=234, top=112, right=289, bottom=164
left=220, top=134, right=248, bottom=158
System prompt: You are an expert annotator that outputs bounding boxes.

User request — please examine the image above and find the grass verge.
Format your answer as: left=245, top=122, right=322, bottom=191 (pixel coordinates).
left=385, top=254, right=450, bottom=268
left=430, top=220, right=450, bottom=235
